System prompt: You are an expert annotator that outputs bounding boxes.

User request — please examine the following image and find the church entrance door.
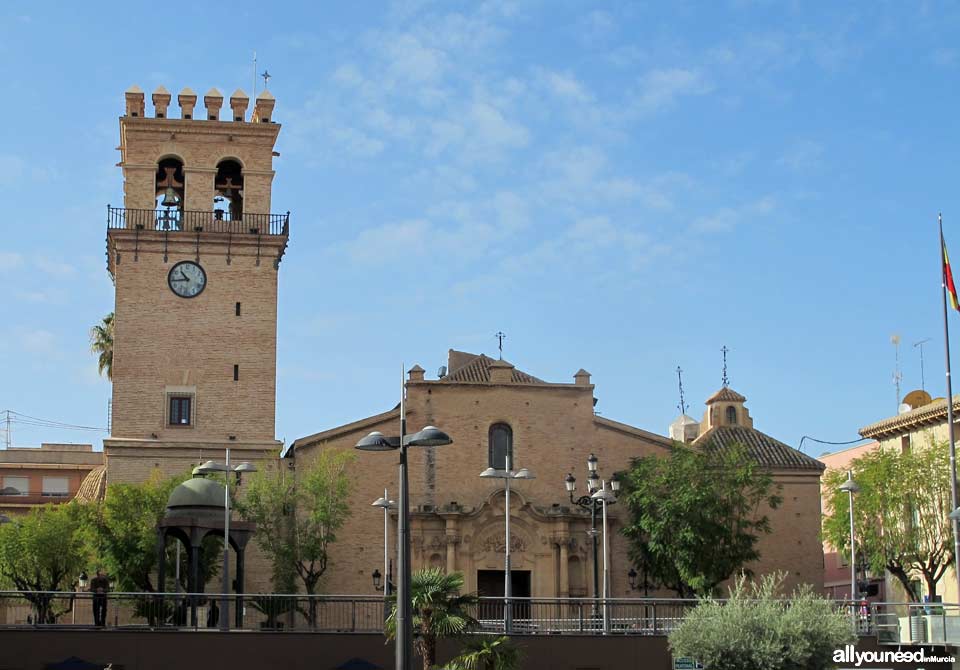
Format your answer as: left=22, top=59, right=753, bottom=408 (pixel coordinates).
left=477, top=570, right=531, bottom=623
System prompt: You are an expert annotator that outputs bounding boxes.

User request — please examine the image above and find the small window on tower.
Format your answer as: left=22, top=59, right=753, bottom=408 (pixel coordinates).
left=726, top=406, right=737, bottom=425
left=234, top=364, right=239, bottom=381
left=169, top=396, right=192, bottom=426
left=235, top=302, right=241, bottom=316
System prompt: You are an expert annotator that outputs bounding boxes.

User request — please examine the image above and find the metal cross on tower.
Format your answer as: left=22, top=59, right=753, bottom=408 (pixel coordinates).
left=495, top=331, right=506, bottom=359
left=676, top=366, right=688, bottom=415
left=261, top=70, right=272, bottom=89
left=721, top=346, right=730, bottom=388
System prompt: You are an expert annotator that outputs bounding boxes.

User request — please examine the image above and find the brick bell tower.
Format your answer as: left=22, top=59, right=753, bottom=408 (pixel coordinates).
left=103, top=84, right=288, bottom=483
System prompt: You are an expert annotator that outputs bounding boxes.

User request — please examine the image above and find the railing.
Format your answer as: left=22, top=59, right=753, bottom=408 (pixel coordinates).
left=106, top=207, right=290, bottom=236
left=0, top=592, right=950, bottom=641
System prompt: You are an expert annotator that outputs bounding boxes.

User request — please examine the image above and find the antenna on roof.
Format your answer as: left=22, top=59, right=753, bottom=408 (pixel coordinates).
left=914, top=338, right=932, bottom=391
left=252, top=51, right=257, bottom=99
left=721, top=345, right=730, bottom=388
left=676, top=366, right=688, bottom=415
left=891, top=334, right=902, bottom=408
left=495, top=331, right=506, bottom=360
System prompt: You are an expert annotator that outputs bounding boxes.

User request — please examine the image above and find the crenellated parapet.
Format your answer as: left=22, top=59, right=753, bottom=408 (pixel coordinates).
left=123, top=84, right=277, bottom=124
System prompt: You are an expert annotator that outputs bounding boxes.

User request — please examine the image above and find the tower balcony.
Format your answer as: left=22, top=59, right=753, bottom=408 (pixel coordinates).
left=107, top=207, right=289, bottom=236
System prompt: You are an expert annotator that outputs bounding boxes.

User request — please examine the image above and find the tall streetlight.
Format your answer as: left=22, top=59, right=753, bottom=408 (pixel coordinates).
left=479, top=454, right=535, bottom=633
left=355, top=377, right=453, bottom=670
left=372, top=490, right=396, bottom=621
left=564, top=453, right=619, bottom=616
left=591, top=480, right=617, bottom=634
left=838, top=471, right=860, bottom=602
left=196, top=450, right=257, bottom=631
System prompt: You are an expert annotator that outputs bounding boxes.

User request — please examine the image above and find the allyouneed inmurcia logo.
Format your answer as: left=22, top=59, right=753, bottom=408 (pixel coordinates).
left=832, top=644, right=956, bottom=668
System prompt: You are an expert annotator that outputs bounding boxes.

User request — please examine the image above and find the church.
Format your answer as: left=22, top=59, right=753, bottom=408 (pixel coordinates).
left=89, top=83, right=824, bottom=599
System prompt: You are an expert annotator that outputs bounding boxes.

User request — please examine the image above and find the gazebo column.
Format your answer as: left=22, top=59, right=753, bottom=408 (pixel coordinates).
left=156, top=530, right=166, bottom=627
left=189, top=531, right=202, bottom=628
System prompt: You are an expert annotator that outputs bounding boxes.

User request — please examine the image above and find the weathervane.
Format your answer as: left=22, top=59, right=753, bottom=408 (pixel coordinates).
left=495, top=331, right=506, bottom=359
left=676, top=366, right=688, bottom=415
left=721, top=345, right=730, bottom=388
left=261, top=70, right=272, bottom=89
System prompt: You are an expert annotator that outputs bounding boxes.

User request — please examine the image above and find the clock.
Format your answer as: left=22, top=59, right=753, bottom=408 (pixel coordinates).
left=168, top=260, right=207, bottom=298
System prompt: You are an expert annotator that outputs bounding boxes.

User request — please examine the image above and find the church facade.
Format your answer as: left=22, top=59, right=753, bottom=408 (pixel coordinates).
left=291, top=351, right=825, bottom=599
left=88, top=83, right=825, bottom=599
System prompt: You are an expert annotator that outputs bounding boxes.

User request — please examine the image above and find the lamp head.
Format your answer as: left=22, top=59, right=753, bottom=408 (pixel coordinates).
left=372, top=497, right=395, bottom=509
left=372, top=569, right=382, bottom=590
left=838, top=479, right=860, bottom=494
left=587, top=471, right=600, bottom=492
left=610, top=477, right=621, bottom=492
left=407, top=425, right=453, bottom=447
left=628, top=568, right=638, bottom=589
left=479, top=467, right=502, bottom=478
left=196, top=460, right=229, bottom=474
left=564, top=473, right=576, bottom=492
left=587, top=453, right=599, bottom=472
left=355, top=431, right=396, bottom=451
left=78, top=571, right=89, bottom=589
left=513, top=467, right=535, bottom=480
left=233, top=462, right=257, bottom=474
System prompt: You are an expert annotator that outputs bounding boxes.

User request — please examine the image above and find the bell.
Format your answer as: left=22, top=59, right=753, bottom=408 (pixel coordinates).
left=160, top=186, right=179, bottom=207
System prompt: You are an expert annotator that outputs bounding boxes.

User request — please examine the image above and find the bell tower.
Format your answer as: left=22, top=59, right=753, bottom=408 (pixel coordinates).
left=103, top=84, right=289, bottom=483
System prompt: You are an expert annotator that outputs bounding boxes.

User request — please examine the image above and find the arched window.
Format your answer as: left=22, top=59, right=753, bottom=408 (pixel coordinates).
left=214, top=159, right=244, bottom=221
left=155, top=157, right=184, bottom=230
left=488, top=423, right=513, bottom=470
left=725, top=406, right=737, bottom=425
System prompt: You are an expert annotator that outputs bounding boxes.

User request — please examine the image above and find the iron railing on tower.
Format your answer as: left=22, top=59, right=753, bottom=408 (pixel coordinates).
left=106, top=207, right=289, bottom=236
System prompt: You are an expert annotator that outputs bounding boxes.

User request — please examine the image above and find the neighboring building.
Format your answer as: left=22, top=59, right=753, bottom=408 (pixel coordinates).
left=858, top=391, right=960, bottom=604
left=291, top=351, right=826, bottom=599
left=0, top=444, right=103, bottom=516
left=817, top=442, right=884, bottom=601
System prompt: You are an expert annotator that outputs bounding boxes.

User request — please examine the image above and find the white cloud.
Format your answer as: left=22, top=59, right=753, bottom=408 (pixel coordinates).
left=691, top=196, right=777, bottom=234
left=541, top=70, right=593, bottom=103
left=34, top=256, right=77, bottom=277
left=634, top=68, right=712, bottom=112
left=0, top=252, right=23, bottom=271
left=8, top=327, right=57, bottom=355
left=0, top=154, right=24, bottom=184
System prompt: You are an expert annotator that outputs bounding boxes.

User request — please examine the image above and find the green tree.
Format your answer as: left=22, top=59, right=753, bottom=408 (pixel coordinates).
left=236, top=448, right=353, bottom=626
left=620, top=442, right=782, bottom=597
left=668, top=573, right=855, bottom=670
left=0, top=503, right=89, bottom=623
left=89, top=312, right=114, bottom=380
left=823, top=442, right=953, bottom=601
left=445, top=635, right=522, bottom=670
left=385, top=568, right=479, bottom=670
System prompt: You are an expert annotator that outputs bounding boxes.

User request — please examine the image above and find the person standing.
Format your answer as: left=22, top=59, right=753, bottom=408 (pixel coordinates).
left=90, top=568, right=110, bottom=627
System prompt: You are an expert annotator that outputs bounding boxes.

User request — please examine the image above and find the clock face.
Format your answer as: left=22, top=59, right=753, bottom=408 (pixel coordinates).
left=168, top=261, right=207, bottom=298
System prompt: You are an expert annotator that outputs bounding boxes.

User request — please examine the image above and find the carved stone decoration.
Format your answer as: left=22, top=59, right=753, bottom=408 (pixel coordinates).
left=480, top=534, right=527, bottom=554
left=428, top=535, right=445, bottom=550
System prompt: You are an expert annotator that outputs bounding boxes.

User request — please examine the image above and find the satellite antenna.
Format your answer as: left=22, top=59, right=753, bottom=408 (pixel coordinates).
left=914, top=338, right=932, bottom=391
left=891, top=334, right=902, bottom=409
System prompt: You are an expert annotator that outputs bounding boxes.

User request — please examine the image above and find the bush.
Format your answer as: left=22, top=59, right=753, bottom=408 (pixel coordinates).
left=668, top=573, right=856, bottom=670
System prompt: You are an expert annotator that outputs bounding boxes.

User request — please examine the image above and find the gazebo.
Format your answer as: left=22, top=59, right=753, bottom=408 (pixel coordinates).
left=156, top=475, right=255, bottom=628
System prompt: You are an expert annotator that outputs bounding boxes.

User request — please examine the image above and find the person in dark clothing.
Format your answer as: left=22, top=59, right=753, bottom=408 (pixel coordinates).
left=90, top=569, right=110, bottom=627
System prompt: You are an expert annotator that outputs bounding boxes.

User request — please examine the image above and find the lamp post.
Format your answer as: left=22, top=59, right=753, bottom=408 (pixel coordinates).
left=373, top=490, right=396, bottom=620
left=838, top=471, right=860, bottom=602
left=479, top=454, right=535, bottom=633
left=564, top=453, right=619, bottom=617
left=591, top=480, right=617, bottom=634
left=195, top=451, right=257, bottom=631
left=355, top=376, right=453, bottom=670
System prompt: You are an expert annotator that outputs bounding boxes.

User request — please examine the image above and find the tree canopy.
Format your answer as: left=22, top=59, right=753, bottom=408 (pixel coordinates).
left=822, top=441, right=954, bottom=601
left=236, top=448, right=353, bottom=621
left=620, top=442, right=781, bottom=597
left=0, top=503, right=89, bottom=622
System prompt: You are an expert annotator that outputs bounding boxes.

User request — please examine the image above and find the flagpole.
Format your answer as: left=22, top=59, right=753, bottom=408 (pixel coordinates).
left=939, top=212, right=960, bottom=600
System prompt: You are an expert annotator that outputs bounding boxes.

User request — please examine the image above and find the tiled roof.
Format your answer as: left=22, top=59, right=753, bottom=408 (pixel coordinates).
left=74, top=465, right=107, bottom=503
left=442, top=351, right=545, bottom=385
left=706, top=387, right=747, bottom=404
left=695, top=426, right=824, bottom=471
left=859, top=395, right=959, bottom=438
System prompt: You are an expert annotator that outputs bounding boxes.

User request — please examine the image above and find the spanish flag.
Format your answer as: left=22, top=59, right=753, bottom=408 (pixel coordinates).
left=944, top=229, right=960, bottom=312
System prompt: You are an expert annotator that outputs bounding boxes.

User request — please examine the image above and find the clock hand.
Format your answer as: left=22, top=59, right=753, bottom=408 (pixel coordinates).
left=180, top=271, right=189, bottom=281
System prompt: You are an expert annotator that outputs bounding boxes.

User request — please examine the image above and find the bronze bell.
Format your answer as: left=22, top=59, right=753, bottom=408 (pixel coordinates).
left=160, top=186, right=179, bottom=207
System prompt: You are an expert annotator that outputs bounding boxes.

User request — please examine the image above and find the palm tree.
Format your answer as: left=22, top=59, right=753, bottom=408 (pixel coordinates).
left=90, top=312, right=114, bottom=380
left=385, top=568, right=479, bottom=670
left=446, top=635, right=522, bottom=670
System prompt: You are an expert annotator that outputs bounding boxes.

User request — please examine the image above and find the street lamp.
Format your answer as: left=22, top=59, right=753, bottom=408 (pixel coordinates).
left=565, top=453, right=619, bottom=618
left=372, top=491, right=396, bottom=620
left=195, top=450, right=257, bottom=631
left=355, top=377, right=453, bottom=670
left=479, top=455, right=535, bottom=633
left=838, top=471, right=860, bottom=603
left=591, top=480, right=617, bottom=634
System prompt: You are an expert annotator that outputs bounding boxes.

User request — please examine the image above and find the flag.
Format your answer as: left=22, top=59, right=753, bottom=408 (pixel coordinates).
left=943, top=232, right=960, bottom=312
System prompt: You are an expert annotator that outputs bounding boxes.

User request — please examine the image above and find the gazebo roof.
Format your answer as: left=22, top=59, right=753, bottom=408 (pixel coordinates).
left=166, top=476, right=225, bottom=512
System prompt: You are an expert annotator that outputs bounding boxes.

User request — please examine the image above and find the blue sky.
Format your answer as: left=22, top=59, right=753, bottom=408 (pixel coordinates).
left=1, top=1, right=959, bottom=456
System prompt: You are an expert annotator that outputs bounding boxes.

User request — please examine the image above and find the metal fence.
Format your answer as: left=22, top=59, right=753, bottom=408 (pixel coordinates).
left=106, top=207, right=290, bottom=236
left=0, top=591, right=953, bottom=642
